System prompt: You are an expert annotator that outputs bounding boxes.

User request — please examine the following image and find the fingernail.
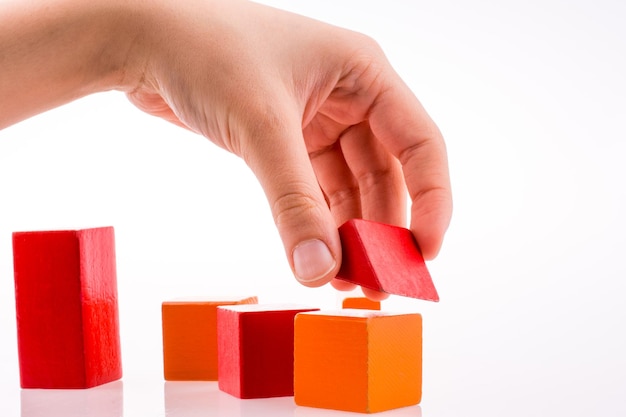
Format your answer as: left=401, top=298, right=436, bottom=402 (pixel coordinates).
left=293, top=239, right=336, bottom=284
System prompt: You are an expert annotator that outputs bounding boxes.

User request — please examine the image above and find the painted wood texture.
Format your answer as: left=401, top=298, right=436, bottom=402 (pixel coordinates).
left=341, top=297, right=381, bottom=310
left=294, top=310, right=422, bottom=413
left=161, top=296, right=257, bottom=381
left=336, top=219, right=439, bottom=301
left=12, top=227, right=122, bottom=389
left=217, top=304, right=319, bottom=399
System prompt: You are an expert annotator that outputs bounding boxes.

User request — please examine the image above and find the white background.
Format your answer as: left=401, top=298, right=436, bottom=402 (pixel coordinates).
left=1, top=0, right=625, bottom=416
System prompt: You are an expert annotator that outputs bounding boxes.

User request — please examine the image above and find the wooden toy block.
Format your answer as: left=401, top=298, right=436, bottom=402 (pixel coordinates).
left=342, top=297, right=381, bottom=310
left=217, top=304, right=319, bottom=399
left=161, top=296, right=257, bottom=381
left=294, top=310, right=422, bottom=413
left=12, top=227, right=122, bottom=389
left=336, top=219, right=439, bottom=302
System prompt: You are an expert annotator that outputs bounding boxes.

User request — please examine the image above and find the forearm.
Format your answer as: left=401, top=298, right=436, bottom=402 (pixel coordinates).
left=0, top=0, right=143, bottom=129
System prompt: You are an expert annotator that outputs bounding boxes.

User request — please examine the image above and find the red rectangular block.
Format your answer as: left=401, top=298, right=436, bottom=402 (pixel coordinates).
left=217, top=304, right=319, bottom=399
left=12, top=227, right=122, bottom=389
left=336, top=219, right=439, bottom=302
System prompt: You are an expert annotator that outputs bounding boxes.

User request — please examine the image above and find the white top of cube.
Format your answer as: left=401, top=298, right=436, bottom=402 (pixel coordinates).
left=218, top=303, right=317, bottom=313
left=163, top=296, right=257, bottom=304
left=298, top=309, right=416, bottom=318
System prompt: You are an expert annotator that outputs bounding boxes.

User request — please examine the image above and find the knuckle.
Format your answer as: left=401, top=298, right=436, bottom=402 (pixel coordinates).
left=272, top=189, right=322, bottom=229
left=325, top=184, right=360, bottom=208
left=355, top=168, right=393, bottom=196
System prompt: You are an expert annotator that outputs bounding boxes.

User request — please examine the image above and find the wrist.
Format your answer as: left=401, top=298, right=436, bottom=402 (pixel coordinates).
left=0, top=0, right=150, bottom=127
left=85, top=0, right=149, bottom=94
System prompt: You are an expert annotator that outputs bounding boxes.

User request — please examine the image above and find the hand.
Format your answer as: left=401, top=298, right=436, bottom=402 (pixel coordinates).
left=0, top=0, right=451, bottom=299
left=126, top=0, right=452, bottom=299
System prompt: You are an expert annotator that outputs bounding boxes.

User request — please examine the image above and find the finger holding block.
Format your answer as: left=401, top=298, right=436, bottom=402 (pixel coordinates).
left=294, top=310, right=422, bottom=413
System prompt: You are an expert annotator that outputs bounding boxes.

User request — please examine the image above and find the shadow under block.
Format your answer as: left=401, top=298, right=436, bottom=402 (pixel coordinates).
left=217, top=304, right=319, bottom=399
left=294, top=310, right=422, bottom=413
left=12, top=227, right=122, bottom=389
left=162, top=296, right=258, bottom=381
left=342, top=297, right=381, bottom=310
left=336, top=219, right=439, bottom=302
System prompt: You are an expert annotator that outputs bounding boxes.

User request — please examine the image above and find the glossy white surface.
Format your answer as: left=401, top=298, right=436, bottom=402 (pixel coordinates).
left=1, top=0, right=625, bottom=416
left=12, top=380, right=423, bottom=417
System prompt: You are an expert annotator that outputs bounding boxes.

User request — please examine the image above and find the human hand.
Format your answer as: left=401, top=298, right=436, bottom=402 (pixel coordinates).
left=125, top=0, right=452, bottom=299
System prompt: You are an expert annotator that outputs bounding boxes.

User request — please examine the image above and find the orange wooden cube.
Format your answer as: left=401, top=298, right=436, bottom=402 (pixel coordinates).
left=294, top=310, right=422, bottom=413
left=161, top=296, right=257, bottom=381
left=342, top=297, right=381, bottom=310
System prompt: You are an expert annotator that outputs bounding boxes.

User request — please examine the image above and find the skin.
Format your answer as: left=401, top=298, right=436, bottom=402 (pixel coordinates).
left=0, top=0, right=452, bottom=300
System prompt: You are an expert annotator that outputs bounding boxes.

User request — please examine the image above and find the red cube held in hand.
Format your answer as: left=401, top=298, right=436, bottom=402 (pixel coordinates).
left=13, top=227, right=122, bottom=389
left=336, top=219, right=439, bottom=302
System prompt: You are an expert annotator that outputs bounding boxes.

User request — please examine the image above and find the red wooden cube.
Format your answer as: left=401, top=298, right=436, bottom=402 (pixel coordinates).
left=336, top=219, right=439, bottom=302
left=12, top=227, right=122, bottom=389
left=217, top=304, right=319, bottom=399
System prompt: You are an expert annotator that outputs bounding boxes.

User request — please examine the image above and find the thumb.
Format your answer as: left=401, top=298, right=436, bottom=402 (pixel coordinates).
left=239, top=112, right=341, bottom=288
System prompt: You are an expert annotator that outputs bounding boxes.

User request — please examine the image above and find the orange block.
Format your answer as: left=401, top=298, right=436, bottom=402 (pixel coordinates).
left=162, top=296, right=257, bottom=380
left=294, top=310, right=422, bottom=413
left=342, top=297, right=381, bottom=310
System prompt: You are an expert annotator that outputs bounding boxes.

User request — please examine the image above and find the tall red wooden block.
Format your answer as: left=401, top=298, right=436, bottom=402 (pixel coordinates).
left=336, top=219, right=439, bottom=302
left=217, top=304, right=319, bottom=399
left=12, top=227, right=122, bottom=389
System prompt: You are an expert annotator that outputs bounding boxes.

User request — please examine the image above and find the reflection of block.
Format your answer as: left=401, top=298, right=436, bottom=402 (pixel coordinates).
left=12, top=227, right=122, bottom=389
left=217, top=304, right=319, bottom=398
left=342, top=297, right=381, bottom=310
left=336, top=219, right=439, bottom=302
left=294, top=310, right=422, bottom=413
left=21, top=380, right=124, bottom=416
left=162, top=296, right=257, bottom=381
left=163, top=381, right=214, bottom=415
